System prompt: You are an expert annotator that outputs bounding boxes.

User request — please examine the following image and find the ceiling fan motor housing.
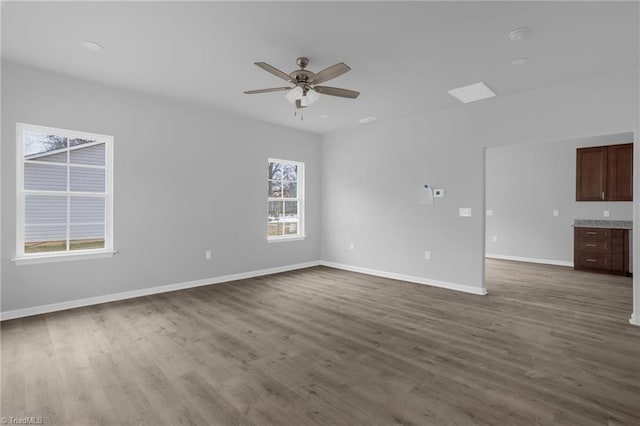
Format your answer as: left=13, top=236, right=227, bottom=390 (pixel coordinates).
left=290, top=69, right=314, bottom=86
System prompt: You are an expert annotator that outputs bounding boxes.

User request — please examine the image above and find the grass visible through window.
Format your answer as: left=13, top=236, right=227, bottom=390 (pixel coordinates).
left=25, top=239, right=105, bottom=254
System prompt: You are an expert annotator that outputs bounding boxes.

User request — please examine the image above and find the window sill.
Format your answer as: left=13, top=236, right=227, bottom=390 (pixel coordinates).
left=267, top=235, right=306, bottom=243
left=13, top=250, right=117, bottom=266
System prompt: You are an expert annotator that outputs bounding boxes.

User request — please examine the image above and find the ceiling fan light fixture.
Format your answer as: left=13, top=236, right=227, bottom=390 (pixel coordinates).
left=301, top=89, right=320, bottom=107
left=286, top=86, right=303, bottom=104
left=306, top=88, right=319, bottom=104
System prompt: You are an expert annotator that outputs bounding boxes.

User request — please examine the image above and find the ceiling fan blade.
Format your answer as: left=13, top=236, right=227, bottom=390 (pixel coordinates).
left=254, top=62, right=293, bottom=82
left=295, top=99, right=307, bottom=109
left=311, top=63, right=351, bottom=85
left=313, top=86, right=360, bottom=99
left=244, top=87, right=292, bottom=95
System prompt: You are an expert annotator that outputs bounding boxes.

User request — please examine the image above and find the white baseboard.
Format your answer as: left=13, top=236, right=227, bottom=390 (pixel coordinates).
left=1, top=259, right=489, bottom=320
left=320, top=261, right=487, bottom=295
left=0, top=261, right=321, bottom=321
left=630, top=313, right=640, bottom=327
left=486, top=254, right=573, bottom=268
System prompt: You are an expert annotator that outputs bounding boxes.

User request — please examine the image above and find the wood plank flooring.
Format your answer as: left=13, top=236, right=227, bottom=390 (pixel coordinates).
left=1, top=259, right=639, bottom=425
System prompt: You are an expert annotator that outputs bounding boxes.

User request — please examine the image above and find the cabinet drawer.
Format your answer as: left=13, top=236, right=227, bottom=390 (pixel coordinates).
left=576, top=239, right=609, bottom=253
left=576, top=253, right=611, bottom=269
left=575, top=228, right=611, bottom=239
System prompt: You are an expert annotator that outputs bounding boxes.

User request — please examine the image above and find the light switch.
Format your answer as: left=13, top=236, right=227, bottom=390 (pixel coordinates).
left=492, top=236, right=498, bottom=242
left=459, top=208, right=472, bottom=217
left=553, top=210, right=559, bottom=217
left=486, top=210, right=493, bottom=216
left=603, top=210, right=610, bottom=217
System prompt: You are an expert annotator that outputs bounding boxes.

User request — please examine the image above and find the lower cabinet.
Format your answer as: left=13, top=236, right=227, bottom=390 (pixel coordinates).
left=574, top=227, right=629, bottom=275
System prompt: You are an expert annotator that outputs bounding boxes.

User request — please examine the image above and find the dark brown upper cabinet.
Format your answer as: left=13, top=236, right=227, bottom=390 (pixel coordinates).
left=576, top=143, right=633, bottom=201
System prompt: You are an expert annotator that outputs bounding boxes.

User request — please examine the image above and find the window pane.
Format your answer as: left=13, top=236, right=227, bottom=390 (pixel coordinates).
left=70, top=143, right=105, bottom=166
left=284, top=221, right=298, bottom=235
left=268, top=222, right=283, bottom=236
left=70, top=224, right=105, bottom=251
left=282, top=181, right=297, bottom=198
left=24, top=131, right=67, bottom=157
left=33, top=151, right=67, bottom=164
left=25, top=195, right=67, bottom=224
left=269, top=162, right=283, bottom=180
left=268, top=200, right=284, bottom=221
left=284, top=201, right=298, bottom=217
left=70, top=197, right=105, bottom=223
left=282, top=163, right=297, bottom=181
left=25, top=224, right=67, bottom=253
left=70, top=167, right=105, bottom=192
left=70, top=238, right=105, bottom=251
left=69, top=137, right=97, bottom=147
left=24, top=163, right=67, bottom=191
left=284, top=201, right=299, bottom=236
left=268, top=180, right=282, bottom=198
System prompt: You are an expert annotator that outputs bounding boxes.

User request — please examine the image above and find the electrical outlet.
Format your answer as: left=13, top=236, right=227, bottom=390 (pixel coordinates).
left=553, top=210, right=559, bottom=217
left=433, top=189, right=444, bottom=198
left=459, top=208, right=472, bottom=217
left=424, top=250, right=431, bottom=260
left=205, top=250, right=212, bottom=260
left=492, top=236, right=498, bottom=242
left=603, top=210, right=610, bottom=217
left=349, top=242, right=355, bottom=251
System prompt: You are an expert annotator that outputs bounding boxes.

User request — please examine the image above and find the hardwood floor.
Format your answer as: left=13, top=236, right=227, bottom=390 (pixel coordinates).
left=2, top=259, right=639, bottom=425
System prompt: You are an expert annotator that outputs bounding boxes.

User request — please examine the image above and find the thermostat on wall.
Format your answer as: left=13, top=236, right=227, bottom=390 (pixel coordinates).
left=433, top=189, right=444, bottom=198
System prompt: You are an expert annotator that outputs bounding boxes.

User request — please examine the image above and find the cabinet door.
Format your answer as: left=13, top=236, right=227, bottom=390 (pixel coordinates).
left=607, top=143, right=633, bottom=201
left=576, top=147, right=607, bottom=201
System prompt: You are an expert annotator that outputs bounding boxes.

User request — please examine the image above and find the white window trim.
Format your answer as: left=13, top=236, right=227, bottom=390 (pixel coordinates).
left=14, top=123, right=115, bottom=265
left=267, top=158, right=305, bottom=241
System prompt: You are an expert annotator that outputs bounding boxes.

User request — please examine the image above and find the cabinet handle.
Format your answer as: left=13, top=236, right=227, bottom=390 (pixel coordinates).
left=586, top=232, right=597, bottom=235
left=586, top=259, right=598, bottom=262
left=586, top=243, right=597, bottom=247
left=602, top=192, right=605, bottom=200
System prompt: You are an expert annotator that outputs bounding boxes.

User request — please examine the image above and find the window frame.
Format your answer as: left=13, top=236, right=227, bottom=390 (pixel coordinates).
left=14, top=123, right=115, bottom=265
left=267, top=158, right=305, bottom=242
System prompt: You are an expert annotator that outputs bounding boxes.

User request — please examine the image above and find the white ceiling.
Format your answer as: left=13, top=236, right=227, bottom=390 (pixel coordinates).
left=2, top=1, right=637, bottom=134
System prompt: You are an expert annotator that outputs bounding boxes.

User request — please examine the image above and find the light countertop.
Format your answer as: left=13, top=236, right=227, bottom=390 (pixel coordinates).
left=572, top=219, right=632, bottom=229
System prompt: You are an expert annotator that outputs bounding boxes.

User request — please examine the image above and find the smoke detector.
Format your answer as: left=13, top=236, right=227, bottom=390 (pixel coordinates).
left=508, top=27, right=529, bottom=41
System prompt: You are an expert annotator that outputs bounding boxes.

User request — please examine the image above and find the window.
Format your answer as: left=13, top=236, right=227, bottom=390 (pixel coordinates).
left=15, top=123, right=114, bottom=264
left=268, top=158, right=304, bottom=240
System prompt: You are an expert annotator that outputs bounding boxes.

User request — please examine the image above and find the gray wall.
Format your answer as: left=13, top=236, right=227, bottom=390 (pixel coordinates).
left=321, top=67, right=638, bottom=292
left=2, top=61, right=638, bottom=313
left=486, top=133, right=634, bottom=264
left=1, top=61, right=322, bottom=312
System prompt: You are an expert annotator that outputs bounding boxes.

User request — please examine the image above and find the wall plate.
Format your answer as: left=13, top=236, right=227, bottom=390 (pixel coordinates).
left=459, top=208, right=472, bottom=217
left=434, top=189, right=444, bottom=198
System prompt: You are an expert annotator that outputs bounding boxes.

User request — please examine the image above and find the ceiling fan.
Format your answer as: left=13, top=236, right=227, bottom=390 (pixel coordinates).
left=244, top=57, right=360, bottom=110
